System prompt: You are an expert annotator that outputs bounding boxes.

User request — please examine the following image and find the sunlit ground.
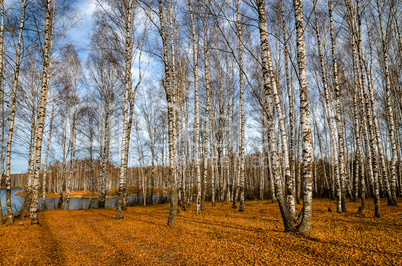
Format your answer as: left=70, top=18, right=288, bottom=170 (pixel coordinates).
left=1, top=198, right=401, bottom=265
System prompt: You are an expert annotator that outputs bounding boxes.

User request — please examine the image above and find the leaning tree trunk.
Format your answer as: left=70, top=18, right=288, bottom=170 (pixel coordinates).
left=258, top=0, right=295, bottom=232
left=263, top=0, right=295, bottom=217
left=5, top=0, right=26, bottom=225
left=260, top=0, right=295, bottom=217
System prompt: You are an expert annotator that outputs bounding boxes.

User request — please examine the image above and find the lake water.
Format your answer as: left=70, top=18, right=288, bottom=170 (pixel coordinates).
left=1, top=190, right=171, bottom=216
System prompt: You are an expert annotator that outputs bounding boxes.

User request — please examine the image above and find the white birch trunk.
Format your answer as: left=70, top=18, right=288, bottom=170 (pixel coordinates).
left=117, top=0, right=133, bottom=219
left=328, top=0, right=347, bottom=212
left=258, top=0, right=295, bottom=232
left=0, top=0, right=4, bottom=223
left=158, top=0, right=178, bottom=225
left=200, top=0, right=211, bottom=211
left=293, top=0, right=313, bottom=233
left=5, top=0, right=26, bottom=225
left=30, top=0, right=52, bottom=224
left=236, top=0, right=245, bottom=212
left=40, top=88, right=55, bottom=211
left=376, top=0, right=398, bottom=205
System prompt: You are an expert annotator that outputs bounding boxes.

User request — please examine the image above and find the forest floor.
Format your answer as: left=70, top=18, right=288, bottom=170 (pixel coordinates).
left=1, top=198, right=401, bottom=265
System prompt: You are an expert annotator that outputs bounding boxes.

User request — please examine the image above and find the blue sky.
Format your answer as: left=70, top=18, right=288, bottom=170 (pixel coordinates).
left=67, top=0, right=97, bottom=62
left=10, top=0, right=96, bottom=174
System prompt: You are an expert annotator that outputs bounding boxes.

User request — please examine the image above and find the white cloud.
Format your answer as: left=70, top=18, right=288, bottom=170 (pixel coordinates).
left=66, top=0, right=97, bottom=58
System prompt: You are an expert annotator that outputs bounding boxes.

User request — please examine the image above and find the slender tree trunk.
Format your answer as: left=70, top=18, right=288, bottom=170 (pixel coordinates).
left=57, top=104, right=69, bottom=209
left=281, top=1, right=295, bottom=216
left=211, top=116, right=216, bottom=207
left=98, top=105, right=110, bottom=209
left=225, top=58, right=231, bottom=204
left=179, top=102, right=186, bottom=209
left=5, top=0, right=26, bottom=225
left=40, top=88, right=55, bottom=211
left=117, top=0, right=134, bottom=219
left=260, top=109, right=266, bottom=201
left=61, top=107, right=72, bottom=210
left=293, top=0, right=313, bottom=233
left=0, top=4, right=5, bottom=222
left=329, top=0, right=347, bottom=213
left=19, top=102, right=38, bottom=217
left=259, top=0, right=294, bottom=218
left=201, top=0, right=211, bottom=212
left=376, top=0, right=398, bottom=205
left=134, top=121, right=146, bottom=206
left=185, top=108, right=191, bottom=206
left=258, top=0, right=295, bottom=232
left=188, top=0, right=201, bottom=214
left=158, top=0, right=178, bottom=225
left=30, top=0, right=52, bottom=224
left=236, top=0, right=245, bottom=212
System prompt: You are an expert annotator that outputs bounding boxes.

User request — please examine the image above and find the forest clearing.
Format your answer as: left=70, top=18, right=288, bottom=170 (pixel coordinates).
left=1, top=198, right=401, bottom=265
left=1, top=0, right=402, bottom=264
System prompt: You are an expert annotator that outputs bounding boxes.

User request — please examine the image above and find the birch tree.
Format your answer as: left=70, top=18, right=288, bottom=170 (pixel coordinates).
left=40, top=86, right=55, bottom=211
left=201, top=0, right=211, bottom=212
left=257, top=0, right=295, bottom=231
left=376, top=0, right=398, bottom=206
left=158, top=0, right=178, bottom=225
left=4, top=0, right=27, bottom=225
left=30, top=0, right=53, bottom=224
left=328, top=0, right=347, bottom=213
left=235, top=0, right=245, bottom=212
left=188, top=0, right=201, bottom=214
left=292, top=0, right=313, bottom=233
left=0, top=3, right=5, bottom=223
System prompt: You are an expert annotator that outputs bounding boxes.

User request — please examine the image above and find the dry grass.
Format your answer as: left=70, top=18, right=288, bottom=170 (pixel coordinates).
left=0, top=198, right=401, bottom=265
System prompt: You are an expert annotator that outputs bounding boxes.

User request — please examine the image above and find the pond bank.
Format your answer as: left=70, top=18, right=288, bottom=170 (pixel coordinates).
left=1, top=190, right=170, bottom=216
